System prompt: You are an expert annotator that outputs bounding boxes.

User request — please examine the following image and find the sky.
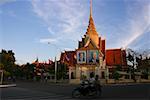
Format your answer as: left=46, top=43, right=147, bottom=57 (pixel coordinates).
left=0, top=0, right=150, bottom=64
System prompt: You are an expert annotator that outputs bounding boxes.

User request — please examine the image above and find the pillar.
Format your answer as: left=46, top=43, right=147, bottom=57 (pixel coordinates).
left=76, top=65, right=80, bottom=79
left=105, top=66, right=109, bottom=83
left=69, top=67, right=71, bottom=80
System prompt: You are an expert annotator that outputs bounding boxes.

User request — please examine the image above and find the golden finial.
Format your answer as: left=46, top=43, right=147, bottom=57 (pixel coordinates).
left=90, top=0, right=93, bottom=17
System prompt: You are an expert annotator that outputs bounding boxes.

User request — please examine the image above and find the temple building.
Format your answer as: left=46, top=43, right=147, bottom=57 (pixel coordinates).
left=32, top=58, right=54, bottom=79
left=60, top=0, right=127, bottom=82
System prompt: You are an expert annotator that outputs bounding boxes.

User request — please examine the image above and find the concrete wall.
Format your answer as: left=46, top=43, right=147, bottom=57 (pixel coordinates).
left=69, top=79, right=80, bottom=84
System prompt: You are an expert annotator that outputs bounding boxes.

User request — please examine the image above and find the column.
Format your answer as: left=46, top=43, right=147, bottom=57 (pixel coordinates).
left=69, top=68, right=71, bottom=80
left=76, top=65, right=80, bottom=79
left=105, top=66, right=109, bottom=83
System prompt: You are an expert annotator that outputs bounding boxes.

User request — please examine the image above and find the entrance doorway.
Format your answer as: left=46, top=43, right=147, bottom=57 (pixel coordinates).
left=101, top=71, right=105, bottom=79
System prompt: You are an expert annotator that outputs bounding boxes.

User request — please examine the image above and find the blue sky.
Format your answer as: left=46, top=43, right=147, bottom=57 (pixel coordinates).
left=0, top=0, right=150, bottom=64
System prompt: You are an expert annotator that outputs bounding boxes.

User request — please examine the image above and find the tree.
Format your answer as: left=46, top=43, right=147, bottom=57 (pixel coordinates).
left=126, top=48, right=137, bottom=81
left=126, top=48, right=150, bottom=80
left=56, top=62, right=68, bottom=80
left=137, top=56, right=150, bottom=79
left=112, top=65, right=121, bottom=83
left=21, top=63, right=35, bottom=80
left=113, top=71, right=120, bottom=81
left=0, top=49, right=16, bottom=80
left=0, top=63, right=4, bottom=70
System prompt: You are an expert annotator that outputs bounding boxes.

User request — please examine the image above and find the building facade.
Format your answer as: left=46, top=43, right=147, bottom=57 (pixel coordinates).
left=60, top=0, right=127, bottom=81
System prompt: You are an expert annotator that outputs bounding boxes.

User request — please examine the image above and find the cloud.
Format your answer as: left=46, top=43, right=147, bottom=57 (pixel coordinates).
left=64, top=47, right=74, bottom=51
left=31, top=0, right=149, bottom=51
left=39, top=38, right=58, bottom=44
left=128, top=29, right=150, bottom=50
left=47, top=27, right=55, bottom=35
left=31, top=0, right=88, bottom=47
left=103, top=0, right=150, bottom=49
left=123, top=0, right=150, bottom=48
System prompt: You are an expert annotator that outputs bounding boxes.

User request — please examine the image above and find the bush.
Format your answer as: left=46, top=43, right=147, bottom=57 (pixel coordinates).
left=112, top=71, right=120, bottom=80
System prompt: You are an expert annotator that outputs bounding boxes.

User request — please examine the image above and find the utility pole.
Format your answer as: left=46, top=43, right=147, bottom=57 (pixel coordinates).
left=0, top=70, right=3, bottom=85
left=48, top=42, right=62, bottom=83
left=55, top=57, right=57, bottom=83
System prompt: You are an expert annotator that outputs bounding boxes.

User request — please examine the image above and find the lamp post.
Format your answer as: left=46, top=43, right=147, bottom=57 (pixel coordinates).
left=48, top=42, right=61, bottom=83
left=0, top=70, right=3, bottom=85
left=54, top=57, right=57, bottom=83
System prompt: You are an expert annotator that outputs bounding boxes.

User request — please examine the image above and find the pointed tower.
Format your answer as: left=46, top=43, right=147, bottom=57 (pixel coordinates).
left=86, top=0, right=99, bottom=48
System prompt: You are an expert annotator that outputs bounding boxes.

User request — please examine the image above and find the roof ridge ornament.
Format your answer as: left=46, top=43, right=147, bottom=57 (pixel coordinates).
left=84, top=0, right=99, bottom=48
left=90, top=0, right=93, bottom=17
left=86, top=0, right=97, bottom=35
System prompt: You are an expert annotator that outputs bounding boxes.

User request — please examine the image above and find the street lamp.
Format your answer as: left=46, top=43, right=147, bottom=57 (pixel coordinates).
left=0, top=70, right=3, bottom=85
left=54, top=57, right=57, bottom=83
left=48, top=42, right=61, bottom=83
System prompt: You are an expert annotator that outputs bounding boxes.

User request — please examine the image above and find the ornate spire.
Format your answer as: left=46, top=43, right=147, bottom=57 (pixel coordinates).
left=90, top=0, right=92, bottom=17
left=85, top=0, right=99, bottom=48
left=86, top=0, right=98, bottom=35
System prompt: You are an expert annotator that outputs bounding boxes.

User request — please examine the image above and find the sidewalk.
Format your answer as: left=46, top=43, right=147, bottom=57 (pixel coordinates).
left=45, top=81, right=150, bottom=87
left=0, top=84, right=16, bottom=88
left=103, top=82, right=150, bottom=86
left=8, top=79, right=150, bottom=87
left=49, top=81, right=150, bottom=87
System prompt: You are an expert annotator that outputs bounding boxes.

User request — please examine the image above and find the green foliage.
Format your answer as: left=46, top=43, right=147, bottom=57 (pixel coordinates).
left=21, top=63, right=35, bottom=79
left=0, top=63, right=4, bottom=70
left=0, top=49, right=16, bottom=76
left=81, top=74, right=87, bottom=80
left=112, top=65, right=121, bottom=80
left=4, top=70, right=11, bottom=77
left=116, top=65, right=122, bottom=71
left=128, top=53, right=134, bottom=63
left=56, top=63, right=68, bottom=80
left=112, top=71, right=120, bottom=80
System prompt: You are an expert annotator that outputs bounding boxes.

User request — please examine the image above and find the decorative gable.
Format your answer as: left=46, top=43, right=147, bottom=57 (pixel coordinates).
left=84, top=38, right=99, bottom=49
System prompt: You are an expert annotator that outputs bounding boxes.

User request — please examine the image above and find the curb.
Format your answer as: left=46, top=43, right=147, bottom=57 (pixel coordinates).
left=103, top=83, right=150, bottom=86
left=0, top=84, right=16, bottom=88
left=47, top=83, right=150, bottom=86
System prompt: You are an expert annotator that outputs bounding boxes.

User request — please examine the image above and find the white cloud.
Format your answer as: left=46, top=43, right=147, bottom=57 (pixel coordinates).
left=31, top=0, right=149, bottom=51
left=104, top=0, right=150, bottom=49
left=47, top=27, right=55, bottom=35
left=39, top=38, right=58, bottom=44
left=31, top=0, right=88, bottom=47
left=123, top=0, right=150, bottom=48
left=64, top=47, right=74, bottom=51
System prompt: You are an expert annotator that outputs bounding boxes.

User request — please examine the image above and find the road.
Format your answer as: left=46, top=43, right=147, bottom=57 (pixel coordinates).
left=0, top=81, right=150, bottom=100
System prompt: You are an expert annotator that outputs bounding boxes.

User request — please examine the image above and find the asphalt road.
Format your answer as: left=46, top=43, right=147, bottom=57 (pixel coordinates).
left=0, top=81, right=150, bottom=100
